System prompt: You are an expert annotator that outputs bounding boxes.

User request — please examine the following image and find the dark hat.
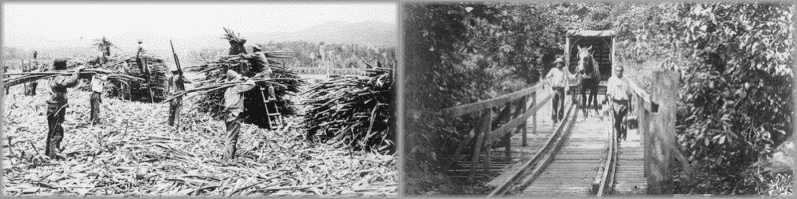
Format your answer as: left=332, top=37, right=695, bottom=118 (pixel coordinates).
left=53, top=58, right=68, bottom=70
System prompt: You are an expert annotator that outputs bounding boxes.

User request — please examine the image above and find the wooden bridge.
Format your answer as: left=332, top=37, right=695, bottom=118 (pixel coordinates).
left=440, top=71, right=688, bottom=197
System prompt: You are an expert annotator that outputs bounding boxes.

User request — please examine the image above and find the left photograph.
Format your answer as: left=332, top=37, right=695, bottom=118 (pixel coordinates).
left=1, top=3, right=397, bottom=197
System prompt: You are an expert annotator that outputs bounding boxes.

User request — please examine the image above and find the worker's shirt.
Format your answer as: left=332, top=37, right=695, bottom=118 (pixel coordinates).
left=545, top=67, right=568, bottom=88
left=223, top=78, right=256, bottom=117
left=606, top=75, right=632, bottom=101
left=167, top=74, right=187, bottom=94
left=91, top=75, right=108, bottom=93
left=137, top=44, right=147, bottom=56
left=241, top=52, right=270, bottom=74
left=47, top=73, right=81, bottom=106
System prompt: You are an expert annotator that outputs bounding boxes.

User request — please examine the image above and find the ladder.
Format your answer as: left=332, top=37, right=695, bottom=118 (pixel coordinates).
left=260, top=86, right=282, bottom=130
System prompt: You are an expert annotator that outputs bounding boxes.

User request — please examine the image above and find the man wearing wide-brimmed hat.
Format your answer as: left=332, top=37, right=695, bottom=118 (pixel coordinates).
left=545, top=57, right=571, bottom=123
left=221, top=70, right=257, bottom=160
left=166, top=62, right=188, bottom=127
left=45, top=58, right=85, bottom=159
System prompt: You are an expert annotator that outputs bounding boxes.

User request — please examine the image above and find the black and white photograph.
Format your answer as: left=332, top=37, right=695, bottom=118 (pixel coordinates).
left=403, top=2, right=794, bottom=197
left=2, top=2, right=397, bottom=197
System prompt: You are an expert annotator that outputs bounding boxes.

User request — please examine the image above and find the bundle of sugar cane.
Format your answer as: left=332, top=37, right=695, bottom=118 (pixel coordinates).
left=302, top=63, right=394, bottom=153
left=3, top=68, right=143, bottom=87
left=186, top=52, right=296, bottom=73
left=162, top=77, right=290, bottom=102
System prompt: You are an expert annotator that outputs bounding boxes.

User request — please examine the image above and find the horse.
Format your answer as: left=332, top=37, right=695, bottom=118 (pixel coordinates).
left=576, top=45, right=601, bottom=117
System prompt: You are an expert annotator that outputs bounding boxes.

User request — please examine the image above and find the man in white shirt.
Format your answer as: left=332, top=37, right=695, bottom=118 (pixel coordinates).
left=545, top=58, right=570, bottom=122
left=90, top=73, right=108, bottom=125
left=222, top=70, right=261, bottom=160
left=605, top=65, right=633, bottom=141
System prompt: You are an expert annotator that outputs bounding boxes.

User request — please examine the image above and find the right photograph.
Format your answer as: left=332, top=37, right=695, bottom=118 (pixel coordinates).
left=402, top=2, right=794, bottom=197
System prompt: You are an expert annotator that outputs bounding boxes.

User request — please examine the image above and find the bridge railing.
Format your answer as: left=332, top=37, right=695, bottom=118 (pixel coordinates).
left=627, top=75, right=690, bottom=194
left=441, top=79, right=570, bottom=182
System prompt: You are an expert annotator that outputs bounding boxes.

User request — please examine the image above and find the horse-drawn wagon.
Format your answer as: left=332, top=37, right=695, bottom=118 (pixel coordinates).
left=564, top=30, right=615, bottom=110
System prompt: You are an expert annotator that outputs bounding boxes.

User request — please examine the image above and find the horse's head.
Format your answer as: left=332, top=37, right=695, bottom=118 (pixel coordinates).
left=577, top=45, right=593, bottom=67
left=576, top=45, right=599, bottom=78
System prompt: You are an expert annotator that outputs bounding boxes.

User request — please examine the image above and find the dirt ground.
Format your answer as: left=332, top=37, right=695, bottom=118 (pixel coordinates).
left=1, top=72, right=396, bottom=197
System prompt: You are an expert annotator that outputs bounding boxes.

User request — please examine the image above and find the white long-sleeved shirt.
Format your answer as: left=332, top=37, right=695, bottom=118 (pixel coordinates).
left=223, top=78, right=257, bottom=118
left=606, top=75, right=632, bottom=101
left=91, top=74, right=108, bottom=93
left=545, top=67, right=570, bottom=88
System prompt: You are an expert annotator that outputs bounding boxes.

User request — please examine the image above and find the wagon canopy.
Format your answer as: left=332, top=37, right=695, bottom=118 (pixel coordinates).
left=566, top=30, right=615, bottom=37
left=565, top=30, right=615, bottom=81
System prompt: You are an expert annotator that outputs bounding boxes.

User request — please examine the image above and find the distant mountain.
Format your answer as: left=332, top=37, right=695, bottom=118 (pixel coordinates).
left=4, top=20, right=396, bottom=58
left=261, top=21, right=396, bottom=47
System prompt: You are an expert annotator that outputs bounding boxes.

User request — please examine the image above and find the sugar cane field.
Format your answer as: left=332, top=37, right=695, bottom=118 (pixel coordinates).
left=1, top=45, right=397, bottom=196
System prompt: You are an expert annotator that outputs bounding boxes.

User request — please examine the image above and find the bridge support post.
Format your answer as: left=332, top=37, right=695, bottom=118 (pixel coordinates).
left=469, top=109, right=491, bottom=182
left=646, top=71, right=678, bottom=195
left=484, top=108, right=494, bottom=173
left=532, top=92, right=537, bottom=135
left=521, top=96, right=529, bottom=147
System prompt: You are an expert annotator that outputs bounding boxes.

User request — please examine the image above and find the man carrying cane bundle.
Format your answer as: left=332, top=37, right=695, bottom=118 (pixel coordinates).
left=167, top=63, right=187, bottom=127
left=4, top=65, right=9, bottom=95
left=25, top=60, right=39, bottom=96
left=605, top=65, right=633, bottom=141
left=46, top=58, right=86, bottom=159
left=222, top=70, right=263, bottom=160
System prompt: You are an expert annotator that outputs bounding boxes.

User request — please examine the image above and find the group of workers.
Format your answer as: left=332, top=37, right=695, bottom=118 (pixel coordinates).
left=544, top=56, right=633, bottom=141
left=16, top=40, right=272, bottom=161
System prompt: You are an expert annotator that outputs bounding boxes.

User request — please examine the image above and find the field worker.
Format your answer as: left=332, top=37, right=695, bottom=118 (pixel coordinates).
left=605, top=65, right=633, bottom=141
left=46, top=58, right=86, bottom=159
left=4, top=65, right=9, bottom=95
left=25, top=60, right=40, bottom=96
left=34, top=51, right=39, bottom=59
left=239, top=45, right=275, bottom=100
left=239, top=45, right=273, bottom=75
left=222, top=70, right=257, bottom=160
left=166, top=63, right=187, bottom=127
left=89, top=71, right=108, bottom=125
left=122, top=58, right=131, bottom=73
left=545, top=57, right=570, bottom=123
left=136, top=40, right=150, bottom=82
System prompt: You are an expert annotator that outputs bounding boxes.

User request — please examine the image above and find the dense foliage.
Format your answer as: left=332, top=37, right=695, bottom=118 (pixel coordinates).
left=671, top=3, right=793, bottom=194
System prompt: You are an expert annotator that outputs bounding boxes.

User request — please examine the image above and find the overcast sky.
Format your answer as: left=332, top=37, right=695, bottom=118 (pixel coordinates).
left=2, top=3, right=396, bottom=50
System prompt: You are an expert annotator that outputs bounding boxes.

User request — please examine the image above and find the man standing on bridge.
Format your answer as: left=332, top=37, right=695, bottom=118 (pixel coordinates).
left=605, top=65, right=633, bottom=141
left=545, top=57, right=571, bottom=123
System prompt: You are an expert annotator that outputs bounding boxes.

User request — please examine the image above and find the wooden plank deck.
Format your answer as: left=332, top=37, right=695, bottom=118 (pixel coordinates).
left=448, top=89, right=563, bottom=181
left=519, top=113, right=609, bottom=197
left=613, top=114, right=648, bottom=195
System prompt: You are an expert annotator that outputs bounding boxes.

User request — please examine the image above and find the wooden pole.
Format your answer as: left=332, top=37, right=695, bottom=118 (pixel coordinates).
left=532, top=92, right=537, bottom=135
left=521, top=95, right=528, bottom=147
left=791, top=4, right=797, bottom=190
left=641, top=95, right=649, bottom=178
left=484, top=108, right=494, bottom=173
left=646, top=71, right=678, bottom=194
left=469, top=110, right=491, bottom=182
